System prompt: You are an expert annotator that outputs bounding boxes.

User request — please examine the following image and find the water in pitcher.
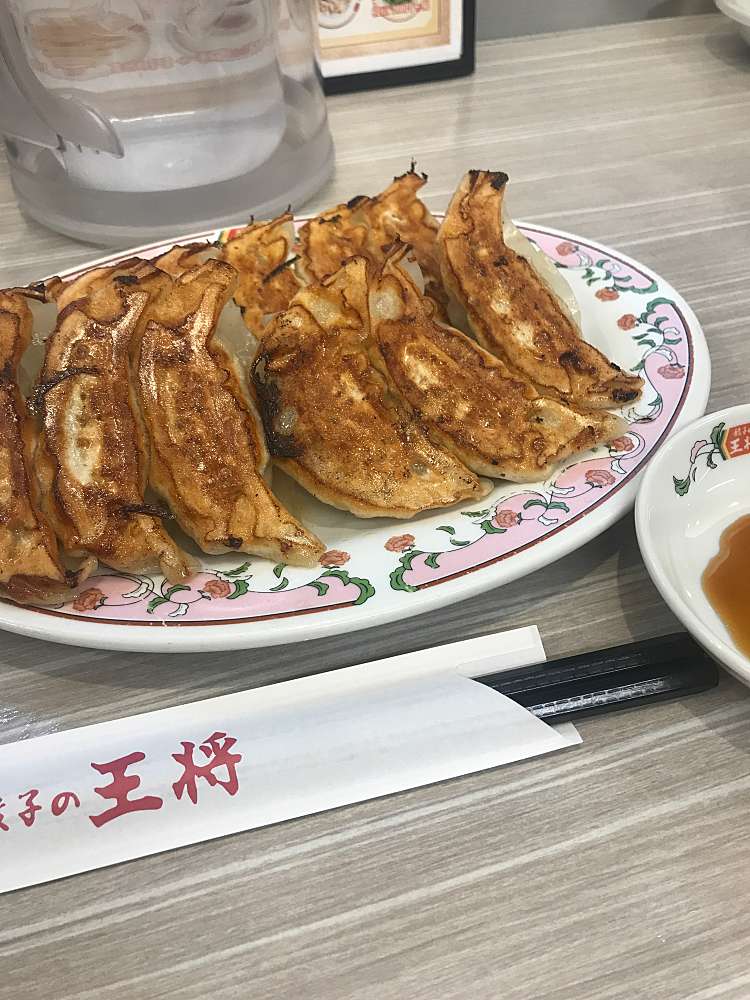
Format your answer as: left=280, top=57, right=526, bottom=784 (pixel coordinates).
left=0, top=0, right=334, bottom=243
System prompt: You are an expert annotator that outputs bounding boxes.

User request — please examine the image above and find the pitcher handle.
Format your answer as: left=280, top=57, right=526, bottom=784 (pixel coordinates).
left=0, top=1, right=123, bottom=156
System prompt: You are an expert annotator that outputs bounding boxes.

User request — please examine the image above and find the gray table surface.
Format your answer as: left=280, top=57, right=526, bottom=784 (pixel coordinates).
left=1, top=13, right=749, bottom=999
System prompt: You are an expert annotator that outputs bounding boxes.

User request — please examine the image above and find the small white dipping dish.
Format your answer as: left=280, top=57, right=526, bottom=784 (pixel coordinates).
left=636, top=403, right=750, bottom=685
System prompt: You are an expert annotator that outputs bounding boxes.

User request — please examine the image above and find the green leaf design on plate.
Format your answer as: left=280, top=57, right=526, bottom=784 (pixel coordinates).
left=349, top=577, right=375, bottom=605
left=546, top=501, right=571, bottom=513
left=319, top=567, right=347, bottom=582
left=228, top=579, right=251, bottom=599
left=424, top=552, right=441, bottom=569
left=390, top=565, right=418, bottom=593
left=673, top=423, right=726, bottom=497
left=710, top=422, right=726, bottom=452
left=479, top=520, right=506, bottom=534
left=461, top=509, right=491, bottom=518
left=523, top=498, right=547, bottom=509
left=272, top=563, right=286, bottom=578
left=147, top=596, right=169, bottom=614
left=389, top=550, right=424, bottom=593
left=393, top=549, right=424, bottom=571
left=449, top=538, right=471, bottom=547
left=436, top=525, right=455, bottom=535
left=162, top=583, right=190, bottom=599
left=626, top=279, right=659, bottom=295
left=320, top=568, right=375, bottom=605
left=308, top=580, right=329, bottom=597
left=223, top=561, right=252, bottom=578
left=270, top=578, right=289, bottom=592
left=673, top=474, right=691, bottom=497
left=645, top=296, right=676, bottom=314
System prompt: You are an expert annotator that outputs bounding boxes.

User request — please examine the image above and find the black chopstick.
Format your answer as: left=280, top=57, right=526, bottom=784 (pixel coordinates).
left=478, top=633, right=719, bottom=722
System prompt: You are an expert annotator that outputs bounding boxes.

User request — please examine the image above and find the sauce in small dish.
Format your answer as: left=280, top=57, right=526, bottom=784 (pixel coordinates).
left=702, top=514, right=750, bottom=658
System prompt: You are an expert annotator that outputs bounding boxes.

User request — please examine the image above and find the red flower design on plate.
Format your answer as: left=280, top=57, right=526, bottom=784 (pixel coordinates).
left=595, top=288, right=619, bottom=301
left=385, top=533, right=415, bottom=553
left=556, top=241, right=577, bottom=256
left=617, top=314, right=637, bottom=330
left=585, top=469, right=616, bottom=487
left=320, top=549, right=350, bottom=568
left=494, top=509, right=518, bottom=529
left=72, top=587, right=106, bottom=612
left=657, top=363, right=685, bottom=380
left=202, top=579, right=232, bottom=599
left=610, top=435, right=635, bottom=453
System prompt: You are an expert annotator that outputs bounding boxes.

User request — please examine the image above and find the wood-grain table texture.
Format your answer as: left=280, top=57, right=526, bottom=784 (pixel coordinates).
left=0, top=14, right=749, bottom=999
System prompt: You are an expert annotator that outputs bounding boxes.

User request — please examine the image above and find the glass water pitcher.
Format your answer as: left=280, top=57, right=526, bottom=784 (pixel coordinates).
left=0, top=0, right=334, bottom=244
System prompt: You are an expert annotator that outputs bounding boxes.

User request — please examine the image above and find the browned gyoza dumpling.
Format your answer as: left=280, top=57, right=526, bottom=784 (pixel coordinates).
left=220, top=213, right=301, bottom=337
left=369, top=244, right=626, bottom=481
left=296, top=196, right=371, bottom=283
left=35, top=265, right=196, bottom=582
left=138, top=259, right=324, bottom=566
left=252, top=256, right=488, bottom=519
left=297, top=166, right=448, bottom=316
left=363, top=167, right=446, bottom=311
left=438, top=170, right=643, bottom=410
left=0, top=290, right=95, bottom=604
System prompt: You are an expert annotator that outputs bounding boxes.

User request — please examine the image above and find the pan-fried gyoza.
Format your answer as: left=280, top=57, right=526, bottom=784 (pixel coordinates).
left=0, top=290, right=95, bottom=604
left=153, top=242, right=210, bottom=279
left=252, top=257, right=488, bottom=518
left=363, top=167, right=446, bottom=312
left=297, top=166, right=448, bottom=315
left=296, top=196, right=370, bottom=283
left=220, top=213, right=301, bottom=338
left=438, top=170, right=643, bottom=410
left=369, top=244, right=626, bottom=481
left=44, top=255, right=157, bottom=310
left=34, top=266, right=195, bottom=582
left=138, top=258, right=324, bottom=565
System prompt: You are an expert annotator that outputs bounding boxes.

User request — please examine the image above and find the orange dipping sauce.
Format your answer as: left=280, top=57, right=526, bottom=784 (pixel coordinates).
left=702, top=514, right=750, bottom=658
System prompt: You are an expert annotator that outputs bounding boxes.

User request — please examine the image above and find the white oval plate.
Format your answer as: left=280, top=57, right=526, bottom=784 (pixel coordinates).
left=0, top=221, right=710, bottom=652
left=636, top=404, right=750, bottom=685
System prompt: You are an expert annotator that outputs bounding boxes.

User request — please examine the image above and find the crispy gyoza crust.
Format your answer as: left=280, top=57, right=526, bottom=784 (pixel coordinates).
left=364, top=168, right=446, bottom=308
left=252, top=257, right=487, bottom=518
left=438, top=171, right=643, bottom=410
left=0, top=290, right=95, bottom=604
left=297, top=168, right=448, bottom=316
left=44, top=257, right=155, bottom=310
left=45, top=249, right=202, bottom=310
left=220, top=214, right=301, bottom=336
left=139, top=260, right=323, bottom=565
left=296, top=196, right=371, bottom=283
left=370, top=246, right=626, bottom=481
left=35, top=270, right=195, bottom=582
left=154, top=243, right=212, bottom=278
